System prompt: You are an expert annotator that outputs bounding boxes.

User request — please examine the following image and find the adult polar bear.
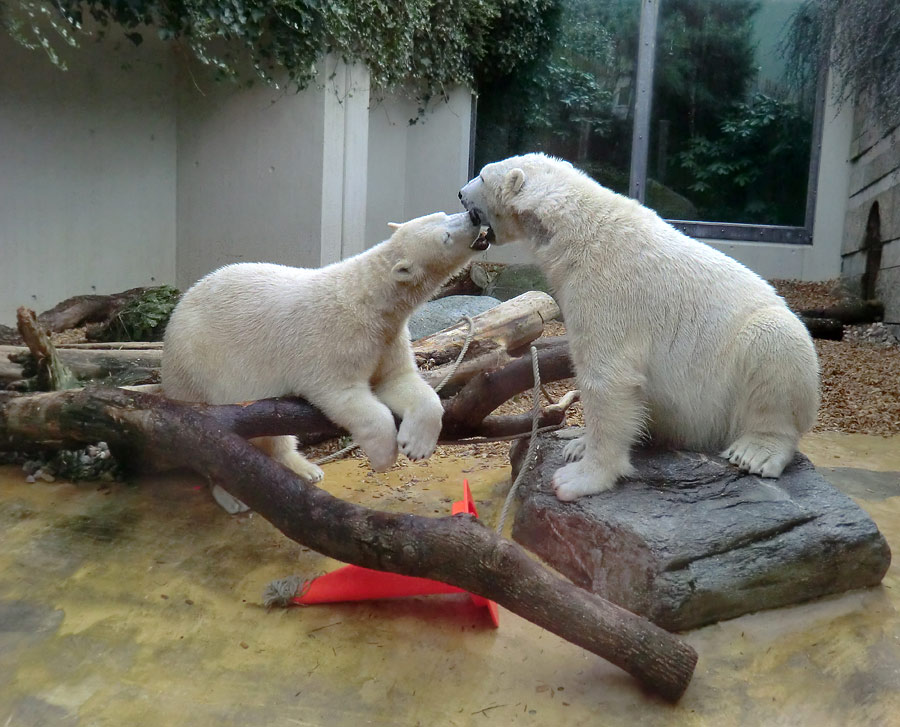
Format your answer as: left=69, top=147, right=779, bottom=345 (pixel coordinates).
left=459, top=153, right=819, bottom=501
left=162, top=212, right=484, bottom=507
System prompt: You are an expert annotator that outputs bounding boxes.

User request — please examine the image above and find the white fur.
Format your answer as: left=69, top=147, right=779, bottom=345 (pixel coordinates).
left=162, top=211, right=480, bottom=488
left=460, top=153, right=820, bottom=501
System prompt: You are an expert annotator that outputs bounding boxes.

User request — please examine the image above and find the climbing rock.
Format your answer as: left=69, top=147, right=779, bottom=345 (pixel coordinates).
left=408, top=295, right=500, bottom=340
left=484, top=265, right=553, bottom=302
left=510, top=432, right=892, bottom=631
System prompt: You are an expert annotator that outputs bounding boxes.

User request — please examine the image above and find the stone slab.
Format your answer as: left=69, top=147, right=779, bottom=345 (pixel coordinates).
left=510, top=433, right=892, bottom=631
left=484, top=264, right=554, bottom=303
left=408, top=295, right=500, bottom=340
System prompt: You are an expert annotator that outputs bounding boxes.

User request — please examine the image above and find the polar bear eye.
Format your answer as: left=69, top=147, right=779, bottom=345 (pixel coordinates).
left=443, top=231, right=451, bottom=244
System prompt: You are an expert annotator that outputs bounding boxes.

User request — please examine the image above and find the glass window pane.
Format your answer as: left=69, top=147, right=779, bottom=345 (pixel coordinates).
left=647, top=0, right=815, bottom=226
left=474, top=0, right=641, bottom=196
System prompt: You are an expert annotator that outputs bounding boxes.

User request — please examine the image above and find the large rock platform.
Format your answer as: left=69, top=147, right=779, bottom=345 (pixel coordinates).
left=510, top=433, right=892, bottom=631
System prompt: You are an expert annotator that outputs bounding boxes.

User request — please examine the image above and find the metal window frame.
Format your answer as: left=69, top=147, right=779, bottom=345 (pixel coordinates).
left=629, top=0, right=826, bottom=245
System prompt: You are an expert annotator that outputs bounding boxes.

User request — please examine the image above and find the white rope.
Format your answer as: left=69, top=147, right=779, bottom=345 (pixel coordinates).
left=312, top=315, right=477, bottom=466
left=495, top=345, right=543, bottom=535
left=313, top=440, right=359, bottom=466
left=433, top=315, right=476, bottom=394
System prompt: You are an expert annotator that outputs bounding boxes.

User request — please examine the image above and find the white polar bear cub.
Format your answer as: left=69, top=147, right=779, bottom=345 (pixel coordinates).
left=162, top=211, right=482, bottom=496
left=459, top=153, right=820, bottom=501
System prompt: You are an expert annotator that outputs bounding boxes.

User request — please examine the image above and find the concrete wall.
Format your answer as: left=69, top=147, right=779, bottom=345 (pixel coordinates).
left=0, top=31, right=177, bottom=326
left=175, top=60, right=338, bottom=287
left=366, top=89, right=473, bottom=247
left=1, top=36, right=472, bottom=323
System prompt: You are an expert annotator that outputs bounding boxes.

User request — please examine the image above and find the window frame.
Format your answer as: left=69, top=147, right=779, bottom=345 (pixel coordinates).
left=472, top=0, right=827, bottom=246
left=629, top=0, right=826, bottom=245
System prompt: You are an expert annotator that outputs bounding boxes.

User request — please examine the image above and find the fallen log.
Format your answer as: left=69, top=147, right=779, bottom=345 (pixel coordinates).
left=15, top=308, right=79, bottom=390
left=0, top=386, right=697, bottom=701
left=3, top=344, right=162, bottom=387
left=35, top=286, right=151, bottom=333
left=413, top=291, right=559, bottom=367
left=56, top=341, right=164, bottom=350
left=800, top=300, right=883, bottom=325
left=443, top=339, right=575, bottom=437
left=5, top=293, right=558, bottom=392
left=800, top=316, right=843, bottom=341
left=430, top=264, right=486, bottom=299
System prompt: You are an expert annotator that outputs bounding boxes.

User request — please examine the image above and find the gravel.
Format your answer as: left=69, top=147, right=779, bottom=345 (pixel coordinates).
left=771, top=280, right=900, bottom=436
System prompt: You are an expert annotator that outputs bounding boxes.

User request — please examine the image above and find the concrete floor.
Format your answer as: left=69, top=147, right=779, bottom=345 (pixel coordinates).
left=1, top=432, right=898, bottom=726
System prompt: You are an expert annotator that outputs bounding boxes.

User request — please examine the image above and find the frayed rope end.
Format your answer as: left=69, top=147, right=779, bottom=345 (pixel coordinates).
left=262, top=575, right=315, bottom=609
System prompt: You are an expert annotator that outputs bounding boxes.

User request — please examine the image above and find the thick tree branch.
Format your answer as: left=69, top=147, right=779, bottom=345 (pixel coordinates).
left=442, top=340, right=575, bottom=437
left=0, top=386, right=696, bottom=701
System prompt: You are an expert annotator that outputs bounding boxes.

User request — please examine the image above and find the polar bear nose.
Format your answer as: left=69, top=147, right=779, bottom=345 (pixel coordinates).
left=458, top=191, right=463, bottom=200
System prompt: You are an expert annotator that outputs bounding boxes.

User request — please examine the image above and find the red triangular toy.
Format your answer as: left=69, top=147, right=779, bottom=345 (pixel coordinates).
left=293, top=480, right=500, bottom=627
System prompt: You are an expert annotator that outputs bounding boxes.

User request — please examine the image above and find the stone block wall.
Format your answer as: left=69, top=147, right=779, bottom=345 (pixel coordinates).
left=841, top=98, right=900, bottom=333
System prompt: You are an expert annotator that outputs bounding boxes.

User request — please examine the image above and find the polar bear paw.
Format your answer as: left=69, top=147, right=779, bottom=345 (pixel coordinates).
left=280, top=452, right=326, bottom=484
left=562, top=436, right=587, bottom=462
left=361, top=437, right=399, bottom=473
left=552, top=458, right=630, bottom=501
left=722, top=434, right=794, bottom=479
left=397, top=410, right=442, bottom=462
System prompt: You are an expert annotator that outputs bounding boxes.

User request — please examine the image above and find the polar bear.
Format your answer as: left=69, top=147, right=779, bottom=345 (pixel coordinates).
left=162, top=211, right=485, bottom=508
left=459, top=153, right=820, bottom=501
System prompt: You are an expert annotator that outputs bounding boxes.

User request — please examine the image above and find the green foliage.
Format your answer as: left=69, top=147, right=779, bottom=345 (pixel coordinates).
left=676, top=93, right=811, bottom=225
left=1, top=0, right=556, bottom=103
left=476, top=0, right=816, bottom=225
left=782, top=0, right=900, bottom=133
left=99, top=285, right=180, bottom=342
left=654, top=0, right=760, bottom=141
left=475, top=0, right=637, bottom=192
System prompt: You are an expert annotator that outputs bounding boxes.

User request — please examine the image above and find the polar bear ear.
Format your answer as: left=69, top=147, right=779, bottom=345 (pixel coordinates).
left=387, top=222, right=402, bottom=230
left=503, top=168, right=526, bottom=195
left=391, top=259, right=417, bottom=282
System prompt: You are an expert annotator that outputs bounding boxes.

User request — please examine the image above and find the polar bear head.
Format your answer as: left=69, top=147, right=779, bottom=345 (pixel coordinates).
left=384, top=211, right=485, bottom=288
left=458, top=153, right=581, bottom=246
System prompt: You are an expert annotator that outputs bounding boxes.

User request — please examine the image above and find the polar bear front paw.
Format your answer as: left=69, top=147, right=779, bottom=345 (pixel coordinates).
left=397, top=417, right=440, bottom=462
left=396, top=401, right=443, bottom=462
left=562, top=436, right=587, bottom=462
left=552, top=459, right=630, bottom=501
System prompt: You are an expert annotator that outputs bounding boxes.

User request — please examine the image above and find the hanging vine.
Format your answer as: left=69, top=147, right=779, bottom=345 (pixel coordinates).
left=782, top=0, right=900, bottom=134
left=1, top=0, right=557, bottom=102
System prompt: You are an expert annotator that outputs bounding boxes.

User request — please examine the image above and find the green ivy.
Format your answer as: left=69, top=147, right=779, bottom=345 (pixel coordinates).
left=98, top=285, right=180, bottom=342
left=782, top=0, right=900, bottom=133
left=2, top=0, right=557, bottom=103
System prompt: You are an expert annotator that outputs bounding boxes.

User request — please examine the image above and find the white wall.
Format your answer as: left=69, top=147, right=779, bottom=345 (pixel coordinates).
left=0, top=31, right=177, bottom=326
left=1, top=36, right=470, bottom=325
left=175, top=58, right=363, bottom=288
left=366, top=89, right=473, bottom=247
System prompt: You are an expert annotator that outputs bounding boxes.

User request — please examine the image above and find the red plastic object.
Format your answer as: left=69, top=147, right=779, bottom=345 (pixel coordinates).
left=293, top=480, right=500, bottom=627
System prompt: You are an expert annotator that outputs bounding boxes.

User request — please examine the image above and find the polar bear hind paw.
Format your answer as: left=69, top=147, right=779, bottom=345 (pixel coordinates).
left=280, top=452, right=326, bottom=483
left=552, top=458, right=631, bottom=501
left=722, top=434, right=794, bottom=478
